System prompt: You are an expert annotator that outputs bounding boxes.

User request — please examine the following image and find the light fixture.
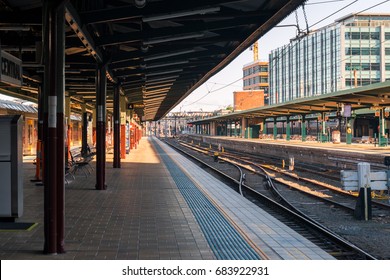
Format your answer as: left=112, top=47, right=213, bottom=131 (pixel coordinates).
left=145, top=83, right=173, bottom=90
left=141, top=45, right=149, bottom=53
left=65, top=70, right=81, bottom=74
left=135, top=0, right=146, bottom=9
left=144, top=33, right=204, bottom=45
left=144, top=49, right=196, bottom=61
left=146, top=79, right=177, bottom=86
left=76, top=91, right=96, bottom=94
left=144, top=88, right=171, bottom=95
left=0, top=26, right=30, bottom=31
left=146, top=60, right=189, bottom=69
left=142, top=7, right=220, bottom=22
left=146, top=69, right=183, bottom=77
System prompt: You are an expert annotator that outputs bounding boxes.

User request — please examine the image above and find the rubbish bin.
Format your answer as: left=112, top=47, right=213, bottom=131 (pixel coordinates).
left=332, top=130, right=340, bottom=144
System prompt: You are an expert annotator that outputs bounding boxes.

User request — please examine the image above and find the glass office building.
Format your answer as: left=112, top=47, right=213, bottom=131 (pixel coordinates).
left=269, top=13, right=390, bottom=105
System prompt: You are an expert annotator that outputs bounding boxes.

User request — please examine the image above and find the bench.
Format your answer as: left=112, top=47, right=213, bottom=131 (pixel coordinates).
left=358, top=136, right=372, bottom=144
left=69, top=148, right=94, bottom=177
left=65, top=160, right=76, bottom=185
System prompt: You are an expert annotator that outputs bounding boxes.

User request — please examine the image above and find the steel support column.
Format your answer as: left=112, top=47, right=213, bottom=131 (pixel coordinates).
left=113, top=85, right=121, bottom=168
left=43, top=0, right=66, bottom=254
left=32, top=85, right=44, bottom=183
left=96, top=64, right=107, bottom=190
left=81, top=103, right=88, bottom=157
left=273, top=118, right=277, bottom=140
left=301, top=115, right=307, bottom=142
left=286, top=116, right=291, bottom=141
left=65, top=96, right=71, bottom=164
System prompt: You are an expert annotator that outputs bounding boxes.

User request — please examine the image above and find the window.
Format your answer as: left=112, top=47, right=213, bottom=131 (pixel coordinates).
left=345, top=31, right=380, bottom=40
left=346, top=47, right=380, bottom=55
left=345, top=63, right=380, bottom=71
left=260, top=66, right=268, bottom=72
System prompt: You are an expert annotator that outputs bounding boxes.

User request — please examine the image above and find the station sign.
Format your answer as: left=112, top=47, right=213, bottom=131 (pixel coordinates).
left=127, top=103, right=145, bottom=110
left=0, top=50, right=22, bottom=87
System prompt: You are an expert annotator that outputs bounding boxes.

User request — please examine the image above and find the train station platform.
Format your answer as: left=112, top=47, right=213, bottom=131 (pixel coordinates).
left=0, top=137, right=334, bottom=260
left=184, top=135, right=390, bottom=169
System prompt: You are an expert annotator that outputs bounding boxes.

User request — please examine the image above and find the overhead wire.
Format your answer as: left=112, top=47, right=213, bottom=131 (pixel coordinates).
left=182, top=0, right=390, bottom=109
left=182, top=77, right=243, bottom=107
left=268, top=0, right=390, bottom=104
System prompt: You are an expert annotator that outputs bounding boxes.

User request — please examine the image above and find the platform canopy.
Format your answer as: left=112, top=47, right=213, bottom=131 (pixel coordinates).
left=190, top=81, right=390, bottom=123
left=0, top=0, right=305, bottom=121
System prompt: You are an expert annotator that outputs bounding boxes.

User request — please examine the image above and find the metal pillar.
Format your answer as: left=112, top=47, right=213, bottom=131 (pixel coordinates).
left=346, top=119, right=352, bottom=145
left=120, top=95, right=126, bottom=159
left=241, top=117, right=247, bottom=138
left=273, top=118, right=277, bottom=140
left=42, top=0, right=66, bottom=254
left=81, top=103, right=88, bottom=157
left=32, top=85, right=44, bottom=183
left=113, top=85, right=121, bottom=168
left=301, top=115, right=306, bottom=142
left=95, top=63, right=107, bottom=190
left=65, top=96, right=71, bottom=163
left=379, top=109, right=387, bottom=147
left=92, top=108, right=96, bottom=145
left=286, top=116, right=291, bottom=141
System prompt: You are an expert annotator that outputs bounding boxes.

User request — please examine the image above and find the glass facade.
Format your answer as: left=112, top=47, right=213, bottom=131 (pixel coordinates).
left=269, top=14, right=390, bottom=105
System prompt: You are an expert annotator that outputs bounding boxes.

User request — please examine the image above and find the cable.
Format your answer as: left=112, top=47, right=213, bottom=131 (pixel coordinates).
left=309, top=0, right=358, bottom=29
left=182, top=77, right=243, bottom=107
left=356, top=0, right=390, bottom=13
left=268, top=0, right=390, bottom=104
left=306, top=0, right=348, bottom=5
left=302, top=3, right=310, bottom=34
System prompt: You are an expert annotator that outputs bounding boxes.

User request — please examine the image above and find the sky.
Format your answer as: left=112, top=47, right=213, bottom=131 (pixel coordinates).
left=170, top=0, right=390, bottom=113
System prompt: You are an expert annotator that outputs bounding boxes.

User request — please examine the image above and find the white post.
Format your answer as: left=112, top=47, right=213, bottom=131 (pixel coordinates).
left=356, top=162, right=371, bottom=221
left=289, top=156, right=294, bottom=171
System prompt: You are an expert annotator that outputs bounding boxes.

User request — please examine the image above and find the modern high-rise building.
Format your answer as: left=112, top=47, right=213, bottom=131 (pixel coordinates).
left=269, top=13, right=390, bottom=105
left=242, top=60, right=269, bottom=104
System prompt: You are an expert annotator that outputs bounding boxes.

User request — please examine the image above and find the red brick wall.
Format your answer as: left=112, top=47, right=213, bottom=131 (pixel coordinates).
left=234, top=90, right=264, bottom=111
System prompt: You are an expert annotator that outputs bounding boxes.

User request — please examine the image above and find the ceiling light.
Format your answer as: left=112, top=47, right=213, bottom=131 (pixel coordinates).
left=144, top=33, right=204, bottom=45
left=146, top=69, right=183, bottom=77
left=144, top=88, right=171, bottom=95
left=144, top=49, right=196, bottom=61
left=145, top=83, right=173, bottom=90
left=0, top=26, right=30, bottom=31
left=146, top=60, right=189, bottom=69
left=135, top=0, right=146, bottom=9
left=142, top=7, right=220, bottom=22
left=146, top=79, right=177, bottom=86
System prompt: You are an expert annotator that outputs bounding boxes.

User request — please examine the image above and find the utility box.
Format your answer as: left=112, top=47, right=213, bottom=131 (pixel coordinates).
left=0, top=115, right=23, bottom=219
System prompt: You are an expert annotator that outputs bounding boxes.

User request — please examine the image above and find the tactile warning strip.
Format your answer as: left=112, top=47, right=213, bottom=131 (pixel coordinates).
left=152, top=138, right=260, bottom=260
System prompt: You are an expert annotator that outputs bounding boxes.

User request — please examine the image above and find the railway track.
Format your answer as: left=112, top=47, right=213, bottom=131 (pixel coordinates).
left=164, top=138, right=377, bottom=260
left=178, top=139, right=390, bottom=216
